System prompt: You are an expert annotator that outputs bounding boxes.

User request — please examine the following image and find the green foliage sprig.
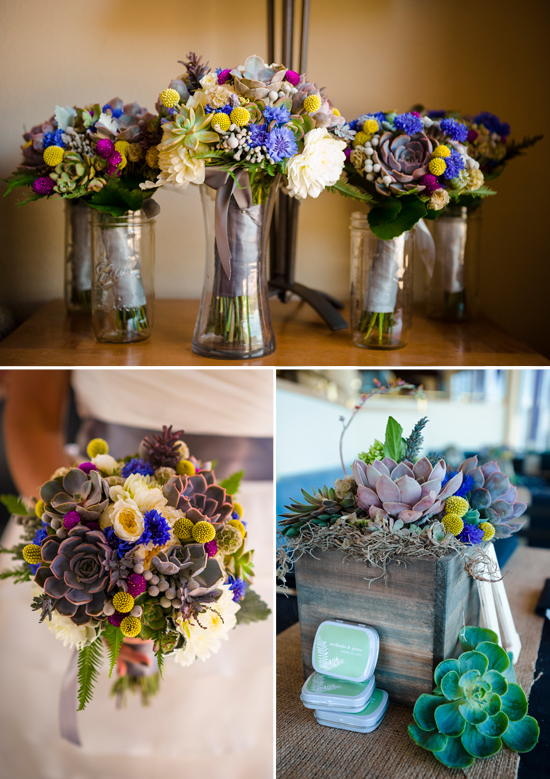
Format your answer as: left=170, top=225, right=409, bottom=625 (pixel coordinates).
left=103, top=624, right=124, bottom=679
left=77, top=638, right=104, bottom=711
left=220, top=470, right=244, bottom=496
left=235, top=588, right=271, bottom=625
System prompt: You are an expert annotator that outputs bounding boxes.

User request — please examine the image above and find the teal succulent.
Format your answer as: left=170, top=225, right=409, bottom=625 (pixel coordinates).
left=409, top=626, right=539, bottom=769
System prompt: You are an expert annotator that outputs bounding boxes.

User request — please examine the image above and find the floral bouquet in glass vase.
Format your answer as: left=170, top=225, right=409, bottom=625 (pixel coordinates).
left=0, top=426, right=270, bottom=745
left=145, top=52, right=348, bottom=359
left=418, top=109, right=543, bottom=321
left=3, top=100, right=161, bottom=335
left=340, top=111, right=496, bottom=348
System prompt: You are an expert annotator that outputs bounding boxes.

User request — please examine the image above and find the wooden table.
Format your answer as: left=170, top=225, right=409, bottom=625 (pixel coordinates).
left=0, top=299, right=547, bottom=367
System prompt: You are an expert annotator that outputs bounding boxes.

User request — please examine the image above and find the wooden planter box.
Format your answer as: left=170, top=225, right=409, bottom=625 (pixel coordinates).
left=294, top=548, right=480, bottom=708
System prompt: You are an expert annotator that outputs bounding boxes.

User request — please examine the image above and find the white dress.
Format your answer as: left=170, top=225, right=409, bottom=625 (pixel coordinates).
left=0, top=369, right=274, bottom=779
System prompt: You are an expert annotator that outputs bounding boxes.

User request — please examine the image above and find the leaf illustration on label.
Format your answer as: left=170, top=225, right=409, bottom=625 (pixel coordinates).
left=309, top=675, right=341, bottom=694
left=315, top=638, right=345, bottom=672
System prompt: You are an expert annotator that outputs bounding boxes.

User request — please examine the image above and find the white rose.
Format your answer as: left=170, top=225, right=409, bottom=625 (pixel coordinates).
left=429, top=188, right=450, bottom=211
left=92, top=454, right=119, bottom=475
left=132, top=486, right=167, bottom=513
left=200, top=72, right=219, bottom=89
left=111, top=498, right=145, bottom=542
left=286, top=128, right=346, bottom=199
left=47, top=612, right=97, bottom=649
left=186, top=90, right=207, bottom=111
left=158, top=146, right=205, bottom=189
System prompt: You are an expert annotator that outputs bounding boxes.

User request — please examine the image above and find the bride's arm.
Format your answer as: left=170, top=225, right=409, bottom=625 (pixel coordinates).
left=3, top=370, right=72, bottom=500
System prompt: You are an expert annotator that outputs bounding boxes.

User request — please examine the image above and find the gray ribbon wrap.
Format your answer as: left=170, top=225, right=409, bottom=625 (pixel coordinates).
left=432, top=216, right=467, bottom=294
left=67, top=201, right=92, bottom=294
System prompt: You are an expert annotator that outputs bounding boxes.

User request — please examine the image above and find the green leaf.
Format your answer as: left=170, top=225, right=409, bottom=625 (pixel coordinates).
left=88, top=183, right=146, bottom=218
left=103, top=624, right=124, bottom=679
left=368, top=195, right=426, bottom=240
left=154, top=630, right=165, bottom=680
left=219, top=470, right=244, bottom=496
left=408, top=724, right=447, bottom=753
left=368, top=197, right=401, bottom=227
left=77, top=638, right=103, bottom=710
left=433, top=735, right=475, bottom=769
left=235, top=588, right=271, bottom=625
left=461, top=721, right=502, bottom=758
left=476, top=641, right=509, bottom=674
left=0, top=494, right=28, bottom=516
left=458, top=650, right=488, bottom=677
left=413, top=694, right=443, bottom=731
left=327, top=179, right=375, bottom=203
left=503, top=652, right=517, bottom=684
left=483, top=692, right=501, bottom=717
left=501, top=715, right=540, bottom=753
left=383, top=417, right=405, bottom=462
left=484, top=669, right=508, bottom=696
left=435, top=700, right=466, bottom=737
left=459, top=625, right=499, bottom=652
left=477, top=711, right=509, bottom=738
left=440, top=671, right=462, bottom=701
left=434, top=658, right=459, bottom=686
left=500, top=683, right=528, bottom=722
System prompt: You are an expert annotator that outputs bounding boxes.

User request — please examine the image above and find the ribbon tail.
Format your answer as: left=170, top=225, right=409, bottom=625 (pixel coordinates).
left=214, top=177, right=235, bottom=281
left=415, top=218, right=436, bottom=277
left=59, top=648, right=81, bottom=746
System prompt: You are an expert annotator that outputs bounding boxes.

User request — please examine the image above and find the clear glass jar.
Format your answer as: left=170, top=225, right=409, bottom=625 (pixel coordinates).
left=192, top=177, right=279, bottom=360
left=91, top=207, right=156, bottom=343
left=425, top=204, right=482, bottom=321
left=350, top=212, right=414, bottom=350
left=64, top=200, right=92, bottom=313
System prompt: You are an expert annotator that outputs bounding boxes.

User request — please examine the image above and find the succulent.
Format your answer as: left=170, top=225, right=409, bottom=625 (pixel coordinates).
left=152, top=543, right=223, bottom=593
left=409, top=626, right=539, bottom=769
left=179, top=51, right=211, bottom=93
left=139, top=425, right=184, bottom=470
left=40, top=467, right=110, bottom=527
left=163, top=474, right=234, bottom=531
left=225, top=540, right=255, bottom=583
left=36, top=526, right=110, bottom=625
left=280, top=485, right=356, bottom=535
left=159, top=104, right=219, bottom=156
left=353, top=456, right=463, bottom=525
left=373, top=131, right=436, bottom=196
left=455, top=457, right=527, bottom=539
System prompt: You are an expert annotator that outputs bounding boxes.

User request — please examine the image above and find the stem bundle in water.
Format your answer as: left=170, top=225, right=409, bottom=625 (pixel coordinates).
left=205, top=296, right=254, bottom=345
left=357, top=310, right=396, bottom=347
left=115, top=305, right=150, bottom=337
left=110, top=671, right=160, bottom=708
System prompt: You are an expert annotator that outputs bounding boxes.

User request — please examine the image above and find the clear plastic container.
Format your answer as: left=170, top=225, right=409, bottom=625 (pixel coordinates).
left=301, top=672, right=376, bottom=712
left=312, top=619, right=380, bottom=683
left=314, top=688, right=389, bottom=733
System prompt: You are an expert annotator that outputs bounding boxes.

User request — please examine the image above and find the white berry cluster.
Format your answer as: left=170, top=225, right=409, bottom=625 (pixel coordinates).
left=63, top=126, right=94, bottom=157
left=218, top=125, right=274, bottom=165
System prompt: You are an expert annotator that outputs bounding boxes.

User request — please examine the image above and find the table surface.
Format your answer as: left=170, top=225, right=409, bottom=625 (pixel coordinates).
left=0, top=299, right=548, bottom=367
left=277, top=545, right=549, bottom=779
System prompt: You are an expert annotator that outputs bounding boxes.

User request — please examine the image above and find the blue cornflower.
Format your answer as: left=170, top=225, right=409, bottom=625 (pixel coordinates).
left=102, top=103, right=112, bottom=113
left=458, top=523, right=484, bottom=546
left=29, top=563, right=42, bottom=574
left=138, top=509, right=171, bottom=547
left=32, top=522, right=49, bottom=547
left=394, top=112, right=423, bottom=135
left=104, top=527, right=135, bottom=558
left=440, top=117, right=468, bottom=143
left=121, top=457, right=154, bottom=478
left=264, top=105, right=291, bottom=126
left=474, top=112, right=510, bottom=138
left=247, top=123, right=269, bottom=148
left=205, top=104, right=232, bottom=114
left=428, top=110, right=446, bottom=119
left=227, top=575, right=248, bottom=602
left=443, top=470, right=475, bottom=498
left=442, top=149, right=466, bottom=180
left=112, top=108, right=123, bottom=118
left=43, top=129, right=66, bottom=149
left=265, top=126, right=298, bottom=162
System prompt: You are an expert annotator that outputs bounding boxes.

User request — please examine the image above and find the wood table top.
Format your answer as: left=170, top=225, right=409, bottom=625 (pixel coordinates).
left=0, top=299, right=547, bottom=367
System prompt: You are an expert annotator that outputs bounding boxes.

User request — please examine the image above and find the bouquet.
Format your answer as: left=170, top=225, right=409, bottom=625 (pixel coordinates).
left=3, top=100, right=161, bottom=323
left=1, top=426, right=270, bottom=740
left=145, top=52, right=349, bottom=352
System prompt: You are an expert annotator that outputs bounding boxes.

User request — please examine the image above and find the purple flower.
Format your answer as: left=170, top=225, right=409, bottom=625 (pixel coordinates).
left=108, top=612, right=124, bottom=627
left=121, top=458, right=154, bottom=479
left=440, top=118, right=468, bottom=144
left=285, top=70, right=300, bottom=86
left=265, top=126, right=298, bottom=162
left=63, top=510, right=81, bottom=531
left=442, top=149, right=466, bottom=180
left=344, top=147, right=351, bottom=160
left=78, top=462, right=98, bottom=475
left=227, top=575, right=247, bottom=602
left=428, top=110, right=446, bottom=119
left=85, top=521, right=100, bottom=532
left=126, top=573, right=147, bottom=597
left=32, top=176, right=55, bottom=196
left=458, top=523, right=484, bottom=546
left=96, top=139, right=115, bottom=159
left=204, top=540, right=218, bottom=558
left=264, top=105, right=291, bottom=126
left=394, top=112, right=423, bottom=135
left=105, top=163, right=121, bottom=177
left=218, top=69, right=232, bottom=85
left=420, top=174, right=440, bottom=195
left=247, top=123, right=269, bottom=148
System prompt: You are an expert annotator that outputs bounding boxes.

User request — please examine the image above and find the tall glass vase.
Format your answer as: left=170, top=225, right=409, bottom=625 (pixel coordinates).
left=91, top=205, right=156, bottom=344
left=64, top=200, right=92, bottom=313
left=192, top=178, right=279, bottom=360
left=350, top=212, right=414, bottom=350
left=425, top=205, right=481, bottom=322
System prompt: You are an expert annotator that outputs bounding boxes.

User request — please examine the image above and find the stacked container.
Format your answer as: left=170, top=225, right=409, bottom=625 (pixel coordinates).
left=300, top=619, right=389, bottom=733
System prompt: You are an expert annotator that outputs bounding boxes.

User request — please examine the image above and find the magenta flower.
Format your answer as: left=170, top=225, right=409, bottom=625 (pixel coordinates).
left=285, top=70, right=300, bottom=86
left=96, top=139, right=115, bottom=159
left=126, top=573, right=147, bottom=597
left=32, top=176, right=55, bottom=195
left=63, top=510, right=81, bottom=530
left=218, top=69, right=231, bottom=85
left=78, top=462, right=98, bottom=475
left=204, top=540, right=218, bottom=558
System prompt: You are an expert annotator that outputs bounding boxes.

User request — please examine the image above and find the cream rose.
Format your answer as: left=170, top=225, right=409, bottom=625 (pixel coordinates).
left=47, top=612, right=97, bottom=649
left=466, top=168, right=484, bottom=191
left=92, top=453, right=119, bottom=475
left=286, top=128, right=346, bottom=199
left=111, top=498, right=145, bottom=542
left=200, top=72, right=219, bottom=89
left=429, top=188, right=450, bottom=211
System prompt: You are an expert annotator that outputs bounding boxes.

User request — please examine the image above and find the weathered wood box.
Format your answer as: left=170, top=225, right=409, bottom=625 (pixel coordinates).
left=294, top=548, right=480, bottom=708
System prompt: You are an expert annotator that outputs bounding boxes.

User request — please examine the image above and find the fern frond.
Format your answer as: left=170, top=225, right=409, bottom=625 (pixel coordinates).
left=2, top=171, right=40, bottom=196
left=154, top=632, right=165, bottom=680
left=449, top=186, right=496, bottom=199
left=327, top=180, right=375, bottom=203
left=77, top=638, right=103, bottom=710
left=16, top=193, right=43, bottom=207
left=0, top=567, right=31, bottom=582
left=103, top=624, right=124, bottom=679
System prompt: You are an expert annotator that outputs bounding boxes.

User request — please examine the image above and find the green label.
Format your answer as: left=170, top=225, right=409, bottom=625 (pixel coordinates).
left=357, top=689, right=384, bottom=716
left=314, top=623, right=370, bottom=679
left=306, top=672, right=370, bottom=697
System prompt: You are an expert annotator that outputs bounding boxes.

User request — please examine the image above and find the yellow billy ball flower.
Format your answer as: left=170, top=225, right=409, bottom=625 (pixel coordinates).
left=35, top=499, right=46, bottom=519
left=429, top=157, right=446, bottom=176
left=479, top=522, right=496, bottom=542
left=120, top=616, right=142, bottom=638
left=353, top=131, right=370, bottom=148
left=432, top=144, right=451, bottom=159
left=112, top=591, right=135, bottom=613
left=228, top=519, right=246, bottom=538
left=332, top=108, right=341, bottom=117
left=232, top=502, right=243, bottom=518
left=86, top=438, right=109, bottom=458
left=22, top=544, right=42, bottom=565
left=303, top=94, right=322, bottom=114
left=442, top=513, right=464, bottom=536
left=117, top=154, right=128, bottom=170
left=160, top=88, right=181, bottom=108
left=230, top=106, right=251, bottom=127
left=173, top=517, right=194, bottom=540
left=114, top=140, right=130, bottom=157
left=176, top=459, right=196, bottom=477
left=192, top=521, right=216, bottom=544
left=363, top=119, right=379, bottom=135
left=444, top=496, right=469, bottom=518
left=43, top=145, right=65, bottom=166
left=210, top=112, right=231, bottom=132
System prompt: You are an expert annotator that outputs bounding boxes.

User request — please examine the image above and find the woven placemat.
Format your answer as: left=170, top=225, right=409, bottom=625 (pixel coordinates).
left=277, top=546, right=547, bottom=779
